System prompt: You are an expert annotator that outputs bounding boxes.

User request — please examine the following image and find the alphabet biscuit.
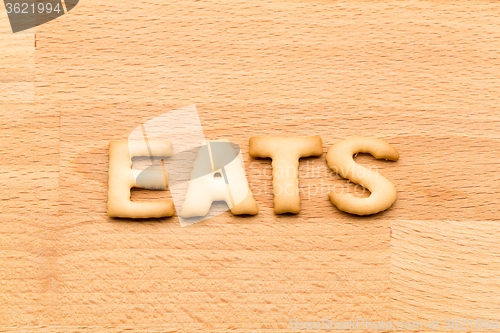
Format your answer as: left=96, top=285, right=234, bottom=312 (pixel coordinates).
left=108, top=140, right=175, bottom=218
left=249, top=136, right=323, bottom=214
left=180, top=140, right=258, bottom=218
left=326, top=136, right=399, bottom=215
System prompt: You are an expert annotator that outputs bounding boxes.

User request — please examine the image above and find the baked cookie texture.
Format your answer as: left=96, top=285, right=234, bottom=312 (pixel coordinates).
left=249, top=136, right=323, bottom=214
left=108, top=140, right=175, bottom=218
left=180, top=140, right=258, bottom=218
left=326, top=136, right=399, bottom=215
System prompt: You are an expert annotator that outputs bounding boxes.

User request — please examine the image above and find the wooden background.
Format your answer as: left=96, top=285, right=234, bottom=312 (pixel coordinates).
left=1, top=0, right=500, bottom=331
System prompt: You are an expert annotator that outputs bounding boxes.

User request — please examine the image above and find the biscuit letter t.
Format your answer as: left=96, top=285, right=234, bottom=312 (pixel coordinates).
left=249, top=136, right=323, bottom=214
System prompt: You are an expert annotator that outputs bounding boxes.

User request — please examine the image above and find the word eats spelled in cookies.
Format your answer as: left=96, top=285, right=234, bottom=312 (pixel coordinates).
left=107, top=136, right=399, bottom=220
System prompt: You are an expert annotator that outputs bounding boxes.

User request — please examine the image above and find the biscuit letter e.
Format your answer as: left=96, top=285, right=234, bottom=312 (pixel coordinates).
left=108, top=140, right=175, bottom=218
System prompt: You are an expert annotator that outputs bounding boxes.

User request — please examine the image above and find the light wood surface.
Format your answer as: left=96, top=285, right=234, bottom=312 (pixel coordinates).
left=0, top=5, right=34, bottom=103
left=1, top=0, right=500, bottom=331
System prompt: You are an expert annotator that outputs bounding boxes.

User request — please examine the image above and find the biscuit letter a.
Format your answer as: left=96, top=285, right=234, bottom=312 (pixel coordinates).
left=180, top=140, right=258, bottom=218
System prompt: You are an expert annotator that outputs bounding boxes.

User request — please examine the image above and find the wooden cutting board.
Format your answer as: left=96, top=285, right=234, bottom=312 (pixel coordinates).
left=1, top=1, right=500, bottom=331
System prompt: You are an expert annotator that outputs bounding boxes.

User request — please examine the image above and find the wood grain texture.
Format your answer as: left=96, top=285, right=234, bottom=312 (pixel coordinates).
left=2, top=0, right=500, bottom=331
left=0, top=4, right=35, bottom=102
left=0, top=104, right=59, bottom=215
left=392, top=220, right=500, bottom=321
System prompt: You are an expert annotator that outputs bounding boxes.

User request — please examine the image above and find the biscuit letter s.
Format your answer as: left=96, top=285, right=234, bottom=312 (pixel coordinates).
left=326, top=136, right=399, bottom=215
left=249, top=136, right=323, bottom=214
